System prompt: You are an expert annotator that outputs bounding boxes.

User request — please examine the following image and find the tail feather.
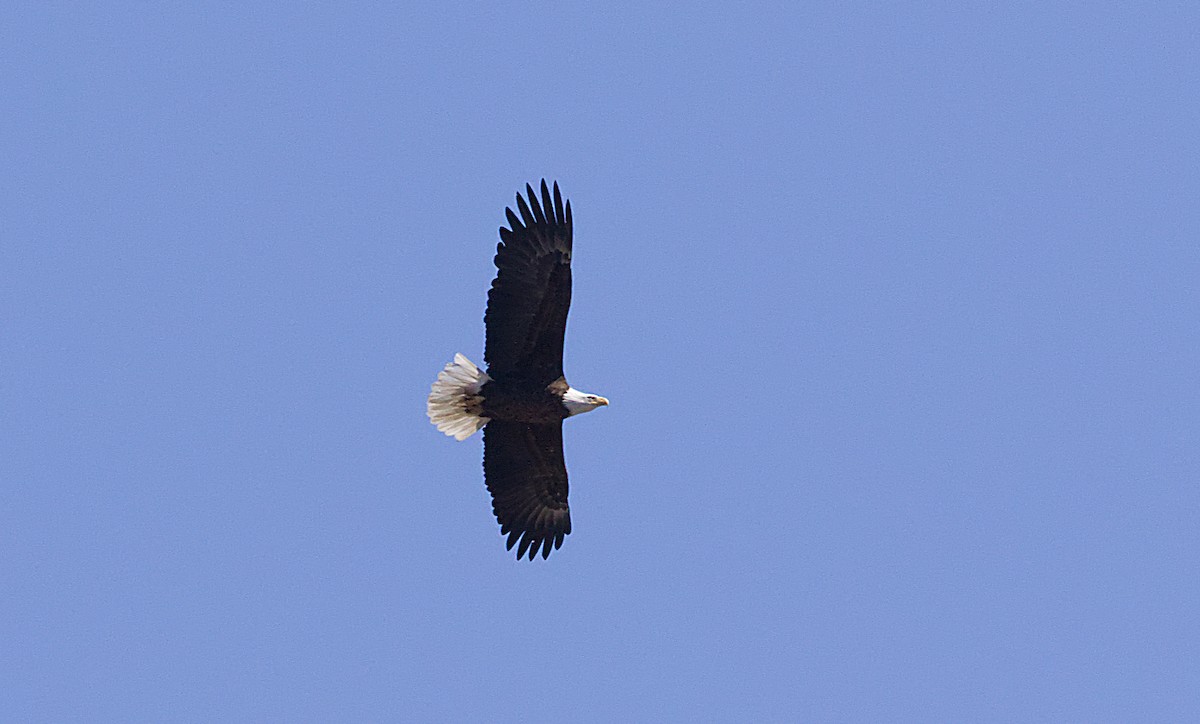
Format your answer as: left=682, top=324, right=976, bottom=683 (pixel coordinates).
left=427, top=353, right=491, bottom=440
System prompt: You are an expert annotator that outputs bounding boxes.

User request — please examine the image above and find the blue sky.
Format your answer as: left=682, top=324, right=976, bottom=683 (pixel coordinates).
left=3, top=2, right=1198, bottom=720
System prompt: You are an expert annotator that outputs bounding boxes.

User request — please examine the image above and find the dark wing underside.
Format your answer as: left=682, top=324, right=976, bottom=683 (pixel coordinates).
left=483, top=420, right=571, bottom=560
left=484, top=180, right=573, bottom=383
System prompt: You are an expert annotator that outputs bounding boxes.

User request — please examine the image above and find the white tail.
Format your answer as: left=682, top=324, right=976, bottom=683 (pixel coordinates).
left=427, top=353, right=492, bottom=440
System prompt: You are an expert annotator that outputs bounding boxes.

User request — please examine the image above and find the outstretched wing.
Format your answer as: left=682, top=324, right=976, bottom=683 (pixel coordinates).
left=482, top=420, right=572, bottom=560
left=484, top=180, right=573, bottom=383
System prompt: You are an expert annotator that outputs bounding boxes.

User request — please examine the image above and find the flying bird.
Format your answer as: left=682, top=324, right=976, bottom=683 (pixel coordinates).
left=427, top=180, right=608, bottom=560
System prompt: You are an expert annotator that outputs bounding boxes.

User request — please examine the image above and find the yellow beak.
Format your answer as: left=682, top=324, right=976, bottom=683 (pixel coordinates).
left=596, top=396, right=610, bottom=406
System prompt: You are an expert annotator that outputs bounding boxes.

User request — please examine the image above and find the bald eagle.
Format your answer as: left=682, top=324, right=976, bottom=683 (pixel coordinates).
left=427, top=180, right=608, bottom=560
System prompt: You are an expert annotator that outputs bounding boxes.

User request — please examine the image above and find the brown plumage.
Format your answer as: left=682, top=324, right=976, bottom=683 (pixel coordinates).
left=427, top=180, right=608, bottom=560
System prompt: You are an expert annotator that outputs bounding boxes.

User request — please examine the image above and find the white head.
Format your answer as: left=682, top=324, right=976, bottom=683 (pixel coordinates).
left=561, top=387, right=610, bottom=417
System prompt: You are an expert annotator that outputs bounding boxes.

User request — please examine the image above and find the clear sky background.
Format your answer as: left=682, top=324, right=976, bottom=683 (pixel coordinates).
left=3, top=3, right=1198, bottom=721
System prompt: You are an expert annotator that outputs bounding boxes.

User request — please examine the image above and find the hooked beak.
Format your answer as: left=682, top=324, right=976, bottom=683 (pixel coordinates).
left=596, top=396, right=610, bottom=406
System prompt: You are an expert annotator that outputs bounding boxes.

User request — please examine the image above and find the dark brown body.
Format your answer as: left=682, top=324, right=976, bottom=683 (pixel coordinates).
left=481, top=378, right=568, bottom=424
